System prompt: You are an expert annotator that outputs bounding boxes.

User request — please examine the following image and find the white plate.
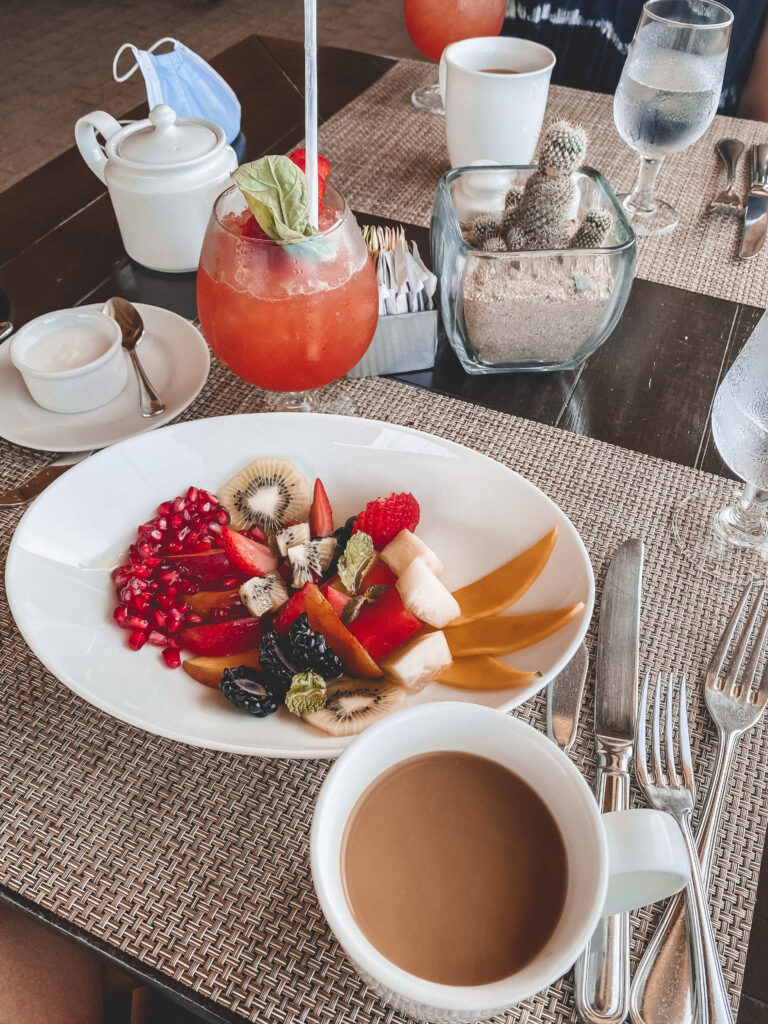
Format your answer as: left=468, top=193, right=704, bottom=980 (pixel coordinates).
left=6, top=414, right=594, bottom=758
left=0, top=303, right=210, bottom=452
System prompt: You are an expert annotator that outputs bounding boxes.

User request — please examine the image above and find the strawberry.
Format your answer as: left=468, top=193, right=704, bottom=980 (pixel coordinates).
left=352, top=493, right=420, bottom=549
left=221, top=527, right=278, bottom=577
left=288, top=148, right=331, bottom=180
left=346, top=563, right=422, bottom=662
left=323, top=582, right=351, bottom=618
left=178, top=617, right=264, bottom=656
left=310, top=478, right=333, bottom=537
left=273, top=585, right=310, bottom=635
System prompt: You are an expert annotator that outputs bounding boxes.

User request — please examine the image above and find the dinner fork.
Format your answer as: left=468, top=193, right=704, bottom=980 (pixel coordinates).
left=630, top=584, right=768, bottom=1024
left=635, top=670, right=734, bottom=1024
left=709, top=139, right=745, bottom=215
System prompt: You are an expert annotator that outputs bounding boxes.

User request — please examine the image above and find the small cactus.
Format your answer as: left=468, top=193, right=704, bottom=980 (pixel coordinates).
left=504, top=225, right=527, bottom=251
left=469, top=215, right=500, bottom=246
left=480, top=235, right=507, bottom=252
left=570, top=209, right=613, bottom=249
left=504, top=185, right=524, bottom=210
left=514, top=174, right=576, bottom=249
left=538, top=120, right=587, bottom=176
left=499, top=206, right=519, bottom=236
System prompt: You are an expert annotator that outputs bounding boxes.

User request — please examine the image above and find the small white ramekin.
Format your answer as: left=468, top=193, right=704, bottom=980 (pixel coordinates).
left=10, top=308, right=127, bottom=414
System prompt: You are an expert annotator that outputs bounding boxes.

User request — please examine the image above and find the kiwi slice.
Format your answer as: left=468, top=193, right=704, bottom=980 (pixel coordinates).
left=301, top=677, right=406, bottom=737
left=239, top=571, right=289, bottom=618
left=220, top=458, right=311, bottom=533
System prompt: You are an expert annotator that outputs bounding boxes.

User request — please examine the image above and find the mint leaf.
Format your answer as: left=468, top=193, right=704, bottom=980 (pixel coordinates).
left=232, top=156, right=316, bottom=242
left=341, top=584, right=389, bottom=624
left=337, top=532, right=374, bottom=594
left=285, top=671, right=327, bottom=716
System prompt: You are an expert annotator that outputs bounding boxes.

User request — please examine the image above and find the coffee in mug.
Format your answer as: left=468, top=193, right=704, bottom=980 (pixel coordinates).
left=439, top=37, right=556, bottom=168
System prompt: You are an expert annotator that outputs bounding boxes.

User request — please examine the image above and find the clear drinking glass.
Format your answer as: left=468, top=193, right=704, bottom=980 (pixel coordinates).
left=613, top=0, right=733, bottom=236
left=196, top=184, right=379, bottom=412
left=404, top=0, right=506, bottom=113
left=673, top=316, right=768, bottom=582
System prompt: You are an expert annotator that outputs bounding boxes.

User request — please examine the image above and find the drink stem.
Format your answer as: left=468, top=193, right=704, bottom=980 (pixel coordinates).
left=626, top=156, right=665, bottom=215
left=714, top=482, right=768, bottom=550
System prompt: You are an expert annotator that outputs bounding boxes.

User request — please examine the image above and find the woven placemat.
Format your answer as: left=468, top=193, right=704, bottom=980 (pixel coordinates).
left=0, top=364, right=766, bottom=1023
left=319, top=59, right=768, bottom=308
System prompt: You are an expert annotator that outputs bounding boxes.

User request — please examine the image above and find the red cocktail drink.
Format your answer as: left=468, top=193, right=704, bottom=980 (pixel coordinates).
left=405, top=0, right=506, bottom=62
left=197, top=184, right=378, bottom=404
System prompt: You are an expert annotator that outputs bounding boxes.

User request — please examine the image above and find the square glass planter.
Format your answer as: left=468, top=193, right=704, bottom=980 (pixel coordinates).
left=431, top=165, right=636, bottom=373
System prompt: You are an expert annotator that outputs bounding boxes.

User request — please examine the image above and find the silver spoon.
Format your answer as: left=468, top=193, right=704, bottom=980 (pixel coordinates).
left=103, top=297, right=165, bottom=418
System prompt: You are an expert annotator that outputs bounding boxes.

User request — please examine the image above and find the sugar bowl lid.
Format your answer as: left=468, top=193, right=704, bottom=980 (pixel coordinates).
left=113, top=104, right=226, bottom=168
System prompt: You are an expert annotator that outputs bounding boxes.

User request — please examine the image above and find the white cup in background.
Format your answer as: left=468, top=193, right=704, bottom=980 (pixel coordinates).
left=439, top=36, right=556, bottom=168
left=311, top=702, right=689, bottom=1024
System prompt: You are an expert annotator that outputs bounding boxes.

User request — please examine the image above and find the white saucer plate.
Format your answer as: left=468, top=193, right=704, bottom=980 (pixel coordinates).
left=0, top=303, right=210, bottom=452
left=6, top=414, right=595, bottom=758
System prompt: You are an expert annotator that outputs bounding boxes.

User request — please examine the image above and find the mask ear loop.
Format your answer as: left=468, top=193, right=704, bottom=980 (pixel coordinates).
left=113, top=43, right=141, bottom=82
left=147, top=37, right=180, bottom=54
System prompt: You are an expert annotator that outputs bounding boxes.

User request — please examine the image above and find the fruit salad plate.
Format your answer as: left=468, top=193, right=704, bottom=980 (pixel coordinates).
left=6, top=414, right=594, bottom=758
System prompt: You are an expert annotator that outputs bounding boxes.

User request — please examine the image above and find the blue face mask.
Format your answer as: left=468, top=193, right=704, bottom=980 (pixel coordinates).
left=113, top=38, right=241, bottom=145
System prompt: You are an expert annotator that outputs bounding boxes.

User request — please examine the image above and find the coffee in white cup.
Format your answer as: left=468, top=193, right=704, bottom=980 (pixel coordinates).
left=439, top=37, right=556, bottom=168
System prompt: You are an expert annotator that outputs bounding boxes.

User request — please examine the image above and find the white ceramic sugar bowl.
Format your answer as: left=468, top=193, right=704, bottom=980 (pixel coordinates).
left=75, top=104, right=237, bottom=273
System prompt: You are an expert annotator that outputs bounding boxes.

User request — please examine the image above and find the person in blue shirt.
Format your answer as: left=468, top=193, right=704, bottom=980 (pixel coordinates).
left=502, top=1, right=768, bottom=120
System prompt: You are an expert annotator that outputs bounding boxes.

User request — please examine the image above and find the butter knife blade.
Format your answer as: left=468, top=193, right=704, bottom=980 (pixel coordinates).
left=574, top=538, right=643, bottom=1024
left=0, top=450, right=95, bottom=505
left=739, top=144, right=768, bottom=260
left=546, top=643, right=588, bottom=755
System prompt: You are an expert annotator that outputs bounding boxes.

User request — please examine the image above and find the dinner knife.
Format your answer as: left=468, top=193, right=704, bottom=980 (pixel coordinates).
left=574, top=538, right=644, bottom=1024
left=739, top=144, right=768, bottom=260
left=0, top=450, right=95, bottom=506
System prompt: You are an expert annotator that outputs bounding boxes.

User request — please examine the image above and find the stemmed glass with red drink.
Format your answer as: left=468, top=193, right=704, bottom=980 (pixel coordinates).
left=404, top=0, right=507, bottom=112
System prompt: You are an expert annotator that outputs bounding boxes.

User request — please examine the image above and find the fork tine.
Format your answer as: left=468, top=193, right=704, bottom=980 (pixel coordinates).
left=735, top=586, right=768, bottom=699
left=725, top=584, right=766, bottom=696
left=665, top=671, right=679, bottom=787
left=636, top=671, right=650, bottom=787
left=678, top=673, right=695, bottom=795
left=707, top=581, right=753, bottom=690
left=652, top=671, right=664, bottom=784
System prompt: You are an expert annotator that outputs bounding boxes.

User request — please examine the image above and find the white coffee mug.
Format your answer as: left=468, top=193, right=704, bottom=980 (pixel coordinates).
left=439, top=37, right=556, bottom=168
left=311, top=702, right=689, bottom=1024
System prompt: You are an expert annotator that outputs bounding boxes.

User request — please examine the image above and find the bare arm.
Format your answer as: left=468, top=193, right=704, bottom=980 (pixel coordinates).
left=738, top=18, right=768, bottom=121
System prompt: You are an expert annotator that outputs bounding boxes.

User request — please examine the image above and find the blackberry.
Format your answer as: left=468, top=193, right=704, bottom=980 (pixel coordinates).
left=259, top=630, right=297, bottom=694
left=333, top=515, right=357, bottom=551
left=287, top=614, right=344, bottom=679
left=220, top=667, right=281, bottom=717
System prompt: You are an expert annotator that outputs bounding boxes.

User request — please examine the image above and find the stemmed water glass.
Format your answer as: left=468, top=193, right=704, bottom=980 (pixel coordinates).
left=404, top=0, right=506, bottom=113
left=613, top=0, right=733, bottom=236
left=673, top=315, right=768, bottom=582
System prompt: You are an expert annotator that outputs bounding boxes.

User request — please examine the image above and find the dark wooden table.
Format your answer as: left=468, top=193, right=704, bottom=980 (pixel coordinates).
left=1, top=32, right=766, bottom=1024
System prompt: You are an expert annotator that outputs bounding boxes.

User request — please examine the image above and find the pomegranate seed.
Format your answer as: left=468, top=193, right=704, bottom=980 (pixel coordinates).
left=134, top=592, right=152, bottom=612
left=143, top=556, right=162, bottom=569
left=113, top=606, right=129, bottom=627
left=176, top=526, right=190, bottom=544
left=165, top=619, right=182, bottom=634
left=152, top=609, right=168, bottom=630
left=162, top=647, right=181, bottom=669
left=148, top=529, right=162, bottom=543
left=172, top=497, right=186, bottom=512
left=155, top=593, right=174, bottom=610
left=158, top=569, right=180, bottom=584
left=185, top=612, right=203, bottom=624
left=167, top=541, right=183, bottom=554
left=156, top=517, right=168, bottom=532
left=186, top=486, right=199, bottom=503
left=126, top=615, right=150, bottom=630
left=128, top=630, right=147, bottom=651
left=217, top=509, right=230, bottom=524
left=132, top=563, right=153, bottom=579
left=207, top=522, right=222, bottom=537
left=175, top=579, right=198, bottom=594
left=148, top=580, right=160, bottom=592
left=221, top=575, right=239, bottom=589
left=169, top=513, right=182, bottom=529
left=157, top=501, right=172, bottom=516
left=247, top=526, right=267, bottom=543
left=147, top=629, right=167, bottom=647
left=165, top=585, right=178, bottom=598
left=137, top=523, right=155, bottom=535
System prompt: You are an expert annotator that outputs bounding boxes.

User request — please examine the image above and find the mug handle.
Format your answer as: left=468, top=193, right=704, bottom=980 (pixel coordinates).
left=74, top=111, right=123, bottom=184
left=602, top=809, right=689, bottom=916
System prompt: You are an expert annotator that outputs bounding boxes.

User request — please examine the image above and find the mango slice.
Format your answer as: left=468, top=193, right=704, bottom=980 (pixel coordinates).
left=439, top=656, right=540, bottom=691
left=304, top=583, right=383, bottom=679
left=444, top=603, right=585, bottom=657
left=450, top=527, right=559, bottom=625
left=182, top=651, right=261, bottom=688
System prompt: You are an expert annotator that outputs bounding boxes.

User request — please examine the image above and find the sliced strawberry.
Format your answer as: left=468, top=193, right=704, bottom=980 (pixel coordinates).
left=178, top=617, right=264, bottom=657
left=163, top=548, right=231, bottom=583
left=221, top=527, right=278, bottom=577
left=288, top=148, right=331, bottom=180
left=323, top=583, right=351, bottom=619
left=272, top=584, right=311, bottom=635
left=303, top=583, right=382, bottom=678
left=352, top=493, right=420, bottom=549
left=310, top=478, right=334, bottom=537
left=346, top=563, right=422, bottom=662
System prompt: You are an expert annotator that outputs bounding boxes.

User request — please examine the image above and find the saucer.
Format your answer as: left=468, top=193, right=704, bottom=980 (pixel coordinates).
left=0, top=303, right=210, bottom=452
